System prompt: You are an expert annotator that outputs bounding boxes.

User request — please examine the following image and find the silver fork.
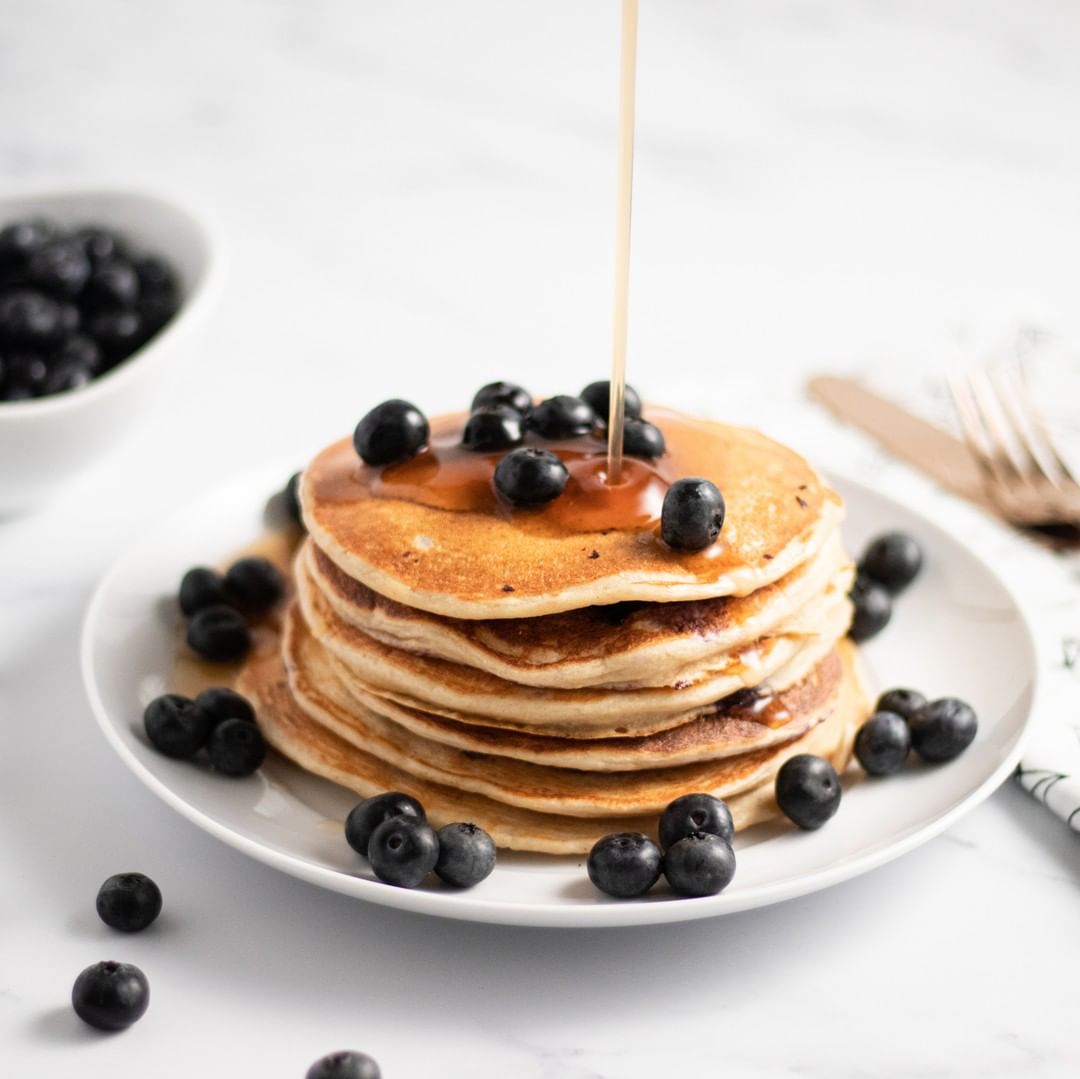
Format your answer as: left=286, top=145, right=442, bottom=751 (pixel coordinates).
left=947, top=364, right=1080, bottom=529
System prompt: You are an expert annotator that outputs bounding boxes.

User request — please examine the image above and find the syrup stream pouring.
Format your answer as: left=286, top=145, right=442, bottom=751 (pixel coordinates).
left=606, top=0, right=639, bottom=487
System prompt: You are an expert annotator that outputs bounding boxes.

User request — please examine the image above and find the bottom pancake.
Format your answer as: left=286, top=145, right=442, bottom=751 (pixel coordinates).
left=238, top=638, right=866, bottom=853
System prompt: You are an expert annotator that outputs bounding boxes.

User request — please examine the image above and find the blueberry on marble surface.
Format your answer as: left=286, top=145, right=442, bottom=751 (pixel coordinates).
left=71, top=960, right=150, bottom=1032
left=96, top=873, right=163, bottom=933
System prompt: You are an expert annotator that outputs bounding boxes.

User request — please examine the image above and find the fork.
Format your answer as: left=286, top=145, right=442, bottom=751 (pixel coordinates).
left=947, top=365, right=1080, bottom=530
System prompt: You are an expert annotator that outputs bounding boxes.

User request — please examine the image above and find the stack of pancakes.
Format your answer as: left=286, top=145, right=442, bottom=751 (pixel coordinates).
left=239, top=408, right=865, bottom=853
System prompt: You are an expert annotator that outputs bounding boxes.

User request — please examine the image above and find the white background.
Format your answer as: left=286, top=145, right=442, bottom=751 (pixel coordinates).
left=2, top=1, right=1080, bottom=1075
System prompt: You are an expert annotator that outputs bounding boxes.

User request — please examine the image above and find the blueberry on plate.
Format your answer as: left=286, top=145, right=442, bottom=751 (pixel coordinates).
left=224, top=556, right=285, bottom=615
left=493, top=447, right=569, bottom=507
left=0, top=219, right=54, bottom=268
left=84, top=259, right=140, bottom=310
left=353, top=399, right=429, bottom=466
left=178, top=566, right=230, bottom=617
left=526, top=395, right=595, bottom=439
left=194, top=687, right=256, bottom=730
left=875, top=687, right=927, bottom=722
left=96, top=873, right=163, bottom=933
left=71, top=960, right=150, bottom=1031
left=587, top=832, right=662, bottom=899
left=284, top=471, right=304, bottom=527
left=660, top=477, right=725, bottom=551
left=909, top=698, right=978, bottom=763
left=659, top=793, right=734, bottom=850
left=368, top=816, right=440, bottom=888
left=207, top=718, right=266, bottom=777
left=185, top=605, right=251, bottom=662
left=859, top=531, right=924, bottom=594
left=435, top=822, right=497, bottom=888
left=0, top=289, right=62, bottom=345
left=854, top=711, right=911, bottom=776
left=306, top=1050, right=382, bottom=1079
left=580, top=380, right=642, bottom=423
left=663, top=832, right=736, bottom=898
left=345, top=792, right=426, bottom=856
left=43, top=337, right=102, bottom=395
left=2, top=352, right=49, bottom=398
left=134, top=255, right=179, bottom=300
left=848, top=573, right=892, bottom=642
left=462, top=405, right=524, bottom=452
left=622, top=417, right=665, bottom=459
left=143, top=694, right=211, bottom=758
left=27, top=240, right=91, bottom=298
left=775, top=754, right=842, bottom=830
left=471, top=380, right=532, bottom=416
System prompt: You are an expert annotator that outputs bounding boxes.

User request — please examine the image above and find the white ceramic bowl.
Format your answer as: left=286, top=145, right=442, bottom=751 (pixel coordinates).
left=0, top=188, right=224, bottom=513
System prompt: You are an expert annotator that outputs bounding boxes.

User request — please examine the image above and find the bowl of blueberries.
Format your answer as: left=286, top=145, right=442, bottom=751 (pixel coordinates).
left=0, top=188, right=223, bottom=513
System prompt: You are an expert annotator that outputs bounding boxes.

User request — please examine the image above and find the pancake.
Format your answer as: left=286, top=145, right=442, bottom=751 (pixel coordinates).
left=286, top=604, right=847, bottom=793
left=239, top=638, right=866, bottom=853
left=301, top=407, right=844, bottom=619
left=295, top=558, right=854, bottom=733
left=304, top=532, right=854, bottom=689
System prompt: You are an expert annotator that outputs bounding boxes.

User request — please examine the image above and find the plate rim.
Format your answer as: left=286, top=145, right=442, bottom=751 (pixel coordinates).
left=79, top=467, right=1042, bottom=928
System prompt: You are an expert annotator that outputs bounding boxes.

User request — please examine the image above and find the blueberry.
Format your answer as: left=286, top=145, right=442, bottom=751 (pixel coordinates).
left=87, top=308, right=145, bottom=362
left=775, top=754, right=842, bottom=830
left=194, top=687, right=256, bottom=730
left=658, top=793, right=734, bottom=850
left=622, top=418, right=665, bottom=459
left=137, top=292, right=179, bottom=336
left=471, top=380, right=532, bottom=416
left=493, top=447, right=569, bottom=507
left=96, top=873, right=163, bottom=933
left=434, top=822, right=497, bottom=887
left=0, top=219, right=54, bottom=269
left=71, top=960, right=149, bottom=1031
left=580, top=380, right=642, bottom=424
left=143, top=693, right=211, bottom=758
left=462, top=405, right=524, bottom=452
left=306, top=1051, right=382, bottom=1079
left=344, top=792, right=425, bottom=856
left=909, top=698, right=978, bottom=763
left=2, top=352, right=49, bottom=398
left=526, top=395, right=595, bottom=438
left=854, top=711, right=911, bottom=776
left=207, top=718, right=266, bottom=777
left=178, top=566, right=230, bottom=616
left=849, top=573, right=892, bottom=642
left=185, top=605, right=251, bottom=662
left=663, top=832, right=736, bottom=897
left=284, top=471, right=304, bottom=527
left=0, top=289, right=61, bottom=345
left=46, top=335, right=103, bottom=393
left=368, top=816, right=440, bottom=888
left=859, top=532, right=924, bottom=594
left=27, top=240, right=91, bottom=298
left=84, top=259, right=140, bottom=310
left=353, top=399, right=429, bottom=466
left=224, top=556, right=285, bottom=615
left=134, top=256, right=179, bottom=300
left=56, top=300, right=81, bottom=336
left=661, top=477, right=725, bottom=551
left=75, top=226, right=125, bottom=265
left=875, top=687, right=927, bottom=722
left=587, top=832, right=662, bottom=898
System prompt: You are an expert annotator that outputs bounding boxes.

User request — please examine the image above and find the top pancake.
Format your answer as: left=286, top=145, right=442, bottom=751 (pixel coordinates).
left=301, top=406, right=842, bottom=619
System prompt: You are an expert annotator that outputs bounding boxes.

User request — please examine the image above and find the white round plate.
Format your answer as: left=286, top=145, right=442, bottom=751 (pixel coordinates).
left=81, top=469, right=1039, bottom=928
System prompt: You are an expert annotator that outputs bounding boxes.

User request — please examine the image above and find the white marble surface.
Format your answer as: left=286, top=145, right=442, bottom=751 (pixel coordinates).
left=2, top=1, right=1080, bottom=1075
